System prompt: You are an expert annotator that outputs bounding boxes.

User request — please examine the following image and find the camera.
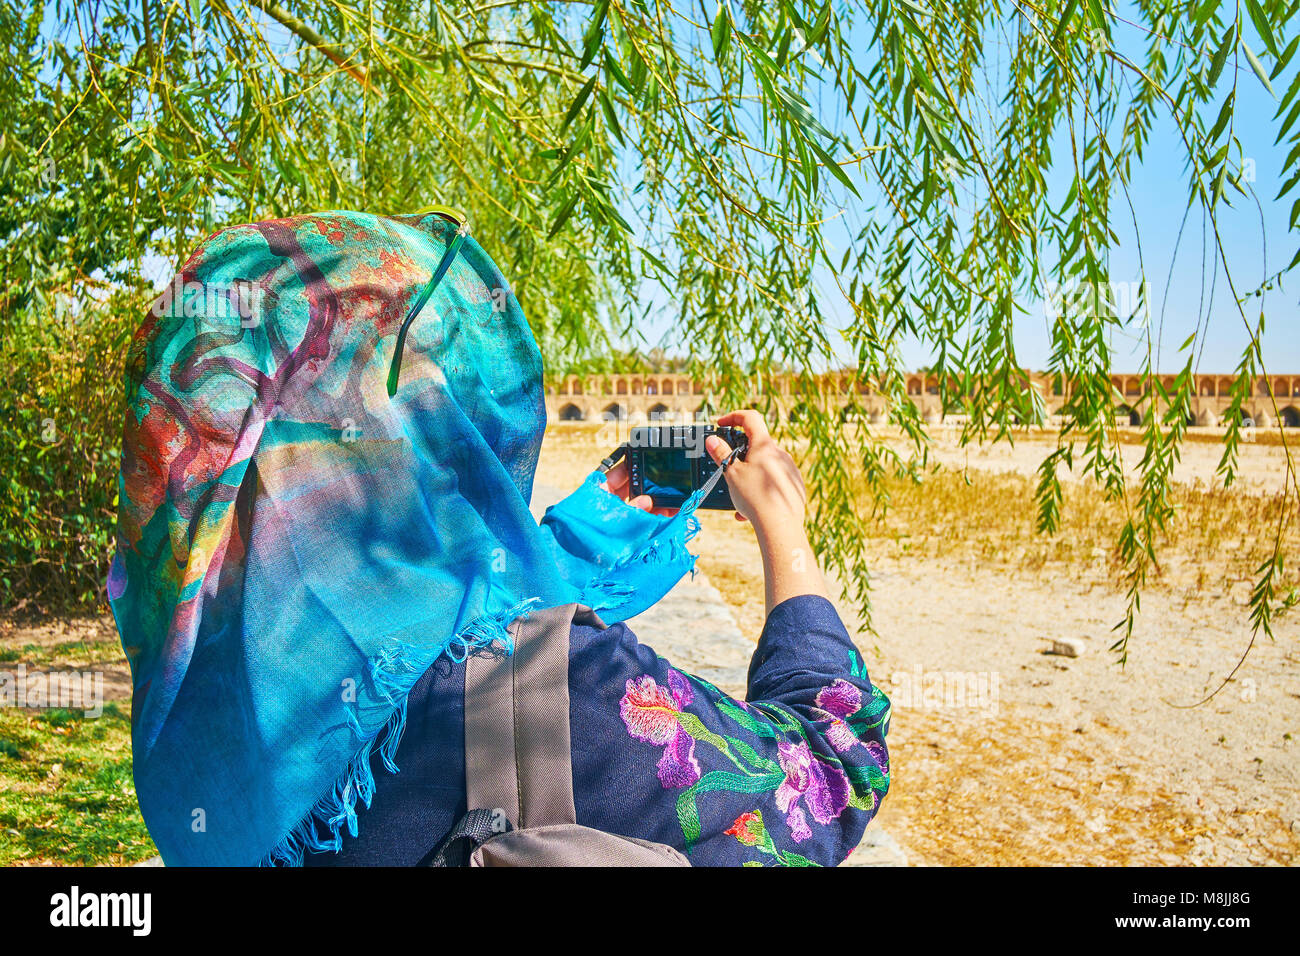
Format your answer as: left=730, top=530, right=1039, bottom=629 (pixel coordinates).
left=624, top=425, right=748, bottom=510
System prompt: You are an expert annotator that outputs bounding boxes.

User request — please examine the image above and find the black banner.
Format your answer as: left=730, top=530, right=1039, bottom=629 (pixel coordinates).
left=0, top=865, right=1281, bottom=942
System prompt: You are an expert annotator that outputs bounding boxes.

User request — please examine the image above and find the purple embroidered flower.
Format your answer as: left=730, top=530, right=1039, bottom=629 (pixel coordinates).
left=656, top=720, right=701, bottom=788
left=786, top=806, right=812, bottom=843
left=813, top=678, right=864, bottom=753
left=865, top=739, right=889, bottom=776
left=775, top=740, right=850, bottom=841
left=619, top=670, right=701, bottom=789
left=817, top=678, right=862, bottom=717
left=664, top=667, right=695, bottom=710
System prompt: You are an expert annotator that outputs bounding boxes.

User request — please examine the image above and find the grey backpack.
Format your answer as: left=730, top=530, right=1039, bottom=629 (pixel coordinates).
left=424, top=602, right=690, bottom=867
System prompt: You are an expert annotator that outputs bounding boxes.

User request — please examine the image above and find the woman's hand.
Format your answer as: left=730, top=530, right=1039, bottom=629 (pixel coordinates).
left=705, top=410, right=830, bottom=615
left=602, top=460, right=680, bottom=517
left=704, top=410, right=807, bottom=532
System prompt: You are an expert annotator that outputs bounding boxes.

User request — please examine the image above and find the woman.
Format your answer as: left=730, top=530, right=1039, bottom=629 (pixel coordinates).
left=111, top=208, right=890, bottom=866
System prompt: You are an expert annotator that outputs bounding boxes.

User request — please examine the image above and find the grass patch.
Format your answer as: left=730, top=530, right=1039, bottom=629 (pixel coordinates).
left=0, top=702, right=156, bottom=865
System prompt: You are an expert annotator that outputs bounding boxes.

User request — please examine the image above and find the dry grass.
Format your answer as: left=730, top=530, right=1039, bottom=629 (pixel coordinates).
left=857, top=468, right=1300, bottom=598
left=538, top=421, right=1300, bottom=612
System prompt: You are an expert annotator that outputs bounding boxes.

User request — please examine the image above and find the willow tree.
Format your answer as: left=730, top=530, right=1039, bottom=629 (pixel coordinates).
left=3, top=0, right=1297, bottom=672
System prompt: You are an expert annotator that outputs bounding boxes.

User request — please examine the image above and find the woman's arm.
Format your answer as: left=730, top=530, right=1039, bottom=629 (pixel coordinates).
left=570, top=411, right=890, bottom=865
left=704, top=409, right=833, bottom=615
left=569, top=594, right=890, bottom=866
left=608, top=407, right=835, bottom=614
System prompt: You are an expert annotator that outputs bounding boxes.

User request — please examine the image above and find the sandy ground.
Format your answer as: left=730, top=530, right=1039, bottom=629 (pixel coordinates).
left=841, top=560, right=1300, bottom=865
left=539, top=424, right=1300, bottom=865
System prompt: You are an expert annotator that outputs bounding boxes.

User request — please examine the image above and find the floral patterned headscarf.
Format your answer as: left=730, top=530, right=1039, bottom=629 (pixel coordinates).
left=110, top=209, right=705, bottom=865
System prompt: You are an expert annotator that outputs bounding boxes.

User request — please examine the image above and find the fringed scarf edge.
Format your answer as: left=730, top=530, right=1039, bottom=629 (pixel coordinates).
left=257, top=594, right=542, bottom=867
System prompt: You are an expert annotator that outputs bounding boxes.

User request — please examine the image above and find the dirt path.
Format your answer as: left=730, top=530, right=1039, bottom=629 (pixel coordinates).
left=838, top=559, right=1299, bottom=865
left=0, top=614, right=133, bottom=703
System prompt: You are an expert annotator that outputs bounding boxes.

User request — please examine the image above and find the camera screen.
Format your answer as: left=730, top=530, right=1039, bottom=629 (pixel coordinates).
left=643, top=448, right=692, bottom=500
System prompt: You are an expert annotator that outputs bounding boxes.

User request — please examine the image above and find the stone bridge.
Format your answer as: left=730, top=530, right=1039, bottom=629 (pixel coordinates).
left=545, top=372, right=1300, bottom=428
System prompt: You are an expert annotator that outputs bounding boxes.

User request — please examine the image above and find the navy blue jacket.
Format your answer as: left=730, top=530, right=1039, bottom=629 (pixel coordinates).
left=305, top=594, right=891, bottom=866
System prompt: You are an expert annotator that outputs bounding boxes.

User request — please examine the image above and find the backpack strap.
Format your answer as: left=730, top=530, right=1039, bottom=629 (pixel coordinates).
left=463, top=602, right=606, bottom=829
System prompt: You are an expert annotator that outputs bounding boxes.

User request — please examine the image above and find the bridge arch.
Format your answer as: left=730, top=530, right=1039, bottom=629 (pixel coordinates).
left=840, top=402, right=866, bottom=423
left=558, top=402, right=584, bottom=421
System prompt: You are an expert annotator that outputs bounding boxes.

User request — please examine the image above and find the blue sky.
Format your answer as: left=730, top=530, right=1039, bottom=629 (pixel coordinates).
left=622, top=6, right=1299, bottom=376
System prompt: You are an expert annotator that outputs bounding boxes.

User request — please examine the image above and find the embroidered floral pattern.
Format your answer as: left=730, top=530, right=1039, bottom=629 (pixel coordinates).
left=813, top=679, right=865, bottom=752
left=775, top=740, right=851, bottom=841
left=724, top=811, right=765, bottom=846
left=723, top=808, right=817, bottom=866
left=618, top=648, right=891, bottom=866
left=619, top=669, right=701, bottom=788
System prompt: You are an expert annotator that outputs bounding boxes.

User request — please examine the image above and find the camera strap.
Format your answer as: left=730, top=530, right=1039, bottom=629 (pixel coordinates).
left=693, top=444, right=740, bottom=501
left=598, top=444, right=628, bottom=473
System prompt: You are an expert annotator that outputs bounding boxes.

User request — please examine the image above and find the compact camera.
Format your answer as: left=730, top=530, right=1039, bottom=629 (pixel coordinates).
left=623, top=425, right=748, bottom=510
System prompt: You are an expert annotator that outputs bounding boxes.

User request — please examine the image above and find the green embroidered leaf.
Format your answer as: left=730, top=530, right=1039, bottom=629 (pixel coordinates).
left=848, top=648, right=869, bottom=681
left=730, top=737, right=781, bottom=773
left=750, top=702, right=802, bottom=732
left=777, top=850, right=822, bottom=867
left=716, top=699, right=780, bottom=738
left=686, top=673, right=726, bottom=698
left=676, top=711, right=747, bottom=769
left=676, top=771, right=784, bottom=849
left=846, top=762, right=889, bottom=792
left=848, top=789, right=877, bottom=811
left=848, top=712, right=888, bottom=733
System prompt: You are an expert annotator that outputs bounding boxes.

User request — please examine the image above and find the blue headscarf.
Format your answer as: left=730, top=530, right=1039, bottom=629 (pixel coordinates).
left=109, top=209, right=709, bottom=865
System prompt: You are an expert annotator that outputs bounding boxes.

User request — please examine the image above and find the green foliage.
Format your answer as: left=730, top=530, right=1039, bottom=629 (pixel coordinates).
left=0, top=299, right=129, bottom=609
left=0, top=0, right=1296, bottom=664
